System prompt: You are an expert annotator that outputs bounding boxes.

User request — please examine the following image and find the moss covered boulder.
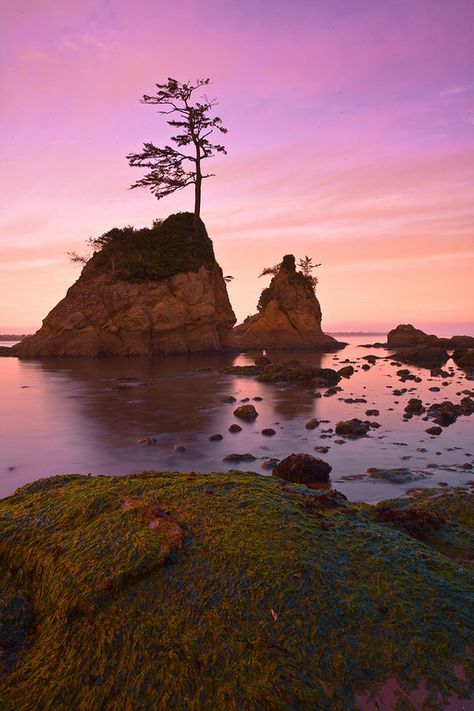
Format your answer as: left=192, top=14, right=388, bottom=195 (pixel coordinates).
left=0, top=472, right=473, bottom=710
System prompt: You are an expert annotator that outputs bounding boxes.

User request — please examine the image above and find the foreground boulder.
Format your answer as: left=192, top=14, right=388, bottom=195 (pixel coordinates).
left=13, top=213, right=236, bottom=358
left=0, top=473, right=472, bottom=710
left=272, top=453, right=332, bottom=483
left=234, top=254, right=345, bottom=350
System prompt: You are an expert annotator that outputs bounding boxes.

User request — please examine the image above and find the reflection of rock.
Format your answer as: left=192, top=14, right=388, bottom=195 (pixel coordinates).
left=391, top=347, right=449, bottom=369
left=234, top=255, right=345, bottom=350
left=14, top=213, right=236, bottom=357
left=272, top=453, right=331, bottom=483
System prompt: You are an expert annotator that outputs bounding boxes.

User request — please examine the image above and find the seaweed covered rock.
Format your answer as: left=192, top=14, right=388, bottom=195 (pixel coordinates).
left=272, top=453, right=332, bottom=483
left=0, top=473, right=473, bottom=709
left=13, top=213, right=236, bottom=357
left=234, top=255, right=345, bottom=351
left=256, top=361, right=341, bottom=387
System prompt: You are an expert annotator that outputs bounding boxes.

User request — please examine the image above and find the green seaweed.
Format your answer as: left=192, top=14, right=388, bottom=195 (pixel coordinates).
left=0, top=472, right=472, bottom=710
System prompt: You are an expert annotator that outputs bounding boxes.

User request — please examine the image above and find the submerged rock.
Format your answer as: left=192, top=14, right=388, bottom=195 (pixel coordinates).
left=272, top=453, right=332, bottom=483
left=223, top=453, right=257, bottom=462
left=367, top=467, right=425, bottom=483
left=256, top=361, right=341, bottom=387
left=234, top=254, right=345, bottom=350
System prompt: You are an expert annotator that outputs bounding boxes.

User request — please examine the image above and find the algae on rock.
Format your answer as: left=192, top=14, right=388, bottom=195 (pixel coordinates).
left=0, top=471, right=473, bottom=710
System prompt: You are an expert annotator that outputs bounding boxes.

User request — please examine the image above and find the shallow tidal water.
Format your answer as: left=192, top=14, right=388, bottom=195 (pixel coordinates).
left=1, top=336, right=473, bottom=501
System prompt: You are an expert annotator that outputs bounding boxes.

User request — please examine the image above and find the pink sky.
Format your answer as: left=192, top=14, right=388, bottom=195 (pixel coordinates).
left=1, top=0, right=473, bottom=335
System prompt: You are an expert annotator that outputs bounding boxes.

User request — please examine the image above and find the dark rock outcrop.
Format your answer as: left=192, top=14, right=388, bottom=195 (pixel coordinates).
left=387, top=324, right=474, bottom=350
left=272, top=453, right=332, bottom=483
left=335, top=419, right=371, bottom=437
left=452, top=349, right=474, bottom=369
left=13, top=213, right=236, bottom=358
left=387, top=324, right=438, bottom=348
left=234, top=255, right=345, bottom=350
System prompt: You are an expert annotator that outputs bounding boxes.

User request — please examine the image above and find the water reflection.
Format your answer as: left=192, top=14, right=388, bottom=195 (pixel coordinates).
left=0, top=339, right=472, bottom=501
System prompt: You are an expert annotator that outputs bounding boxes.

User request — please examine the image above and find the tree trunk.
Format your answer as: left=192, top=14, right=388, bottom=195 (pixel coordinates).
left=194, top=144, right=202, bottom=233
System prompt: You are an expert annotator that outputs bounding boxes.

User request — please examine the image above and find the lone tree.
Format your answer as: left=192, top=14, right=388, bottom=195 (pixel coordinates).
left=127, top=78, right=227, bottom=228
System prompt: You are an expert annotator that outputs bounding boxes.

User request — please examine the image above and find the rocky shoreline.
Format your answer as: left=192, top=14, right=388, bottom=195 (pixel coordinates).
left=0, top=471, right=472, bottom=710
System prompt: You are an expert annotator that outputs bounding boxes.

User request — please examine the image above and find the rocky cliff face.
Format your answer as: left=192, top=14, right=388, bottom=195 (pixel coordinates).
left=234, top=255, right=344, bottom=350
left=14, top=214, right=236, bottom=357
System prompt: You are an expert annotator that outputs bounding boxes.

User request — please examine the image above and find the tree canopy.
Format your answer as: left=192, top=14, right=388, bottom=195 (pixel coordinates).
left=127, top=78, right=227, bottom=226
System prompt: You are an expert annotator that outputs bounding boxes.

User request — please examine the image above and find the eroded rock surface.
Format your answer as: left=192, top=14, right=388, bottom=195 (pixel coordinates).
left=13, top=214, right=236, bottom=358
left=234, top=255, right=345, bottom=350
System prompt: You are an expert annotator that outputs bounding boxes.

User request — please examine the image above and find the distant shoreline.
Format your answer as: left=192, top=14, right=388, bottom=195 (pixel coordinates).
left=0, top=334, right=29, bottom=341
left=327, top=332, right=385, bottom=336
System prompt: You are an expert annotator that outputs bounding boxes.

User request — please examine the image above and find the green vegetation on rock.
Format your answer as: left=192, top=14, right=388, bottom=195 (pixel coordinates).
left=0, top=472, right=473, bottom=710
left=89, top=212, right=215, bottom=282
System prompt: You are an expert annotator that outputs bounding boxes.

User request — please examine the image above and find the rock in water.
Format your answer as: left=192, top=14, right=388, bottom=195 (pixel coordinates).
left=387, top=324, right=438, bottom=348
left=13, top=213, right=236, bottom=357
left=234, top=254, right=345, bottom=350
left=272, top=453, right=332, bottom=483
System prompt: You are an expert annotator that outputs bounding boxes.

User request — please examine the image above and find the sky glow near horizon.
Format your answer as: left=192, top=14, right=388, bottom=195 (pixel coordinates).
left=1, top=0, right=473, bottom=334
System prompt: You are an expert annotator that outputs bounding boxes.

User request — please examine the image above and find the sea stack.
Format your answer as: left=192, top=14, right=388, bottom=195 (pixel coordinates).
left=234, top=254, right=344, bottom=350
left=14, top=213, right=236, bottom=357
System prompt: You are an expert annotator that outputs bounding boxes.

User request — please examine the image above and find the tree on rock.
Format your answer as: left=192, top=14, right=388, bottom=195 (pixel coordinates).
left=127, top=78, right=228, bottom=228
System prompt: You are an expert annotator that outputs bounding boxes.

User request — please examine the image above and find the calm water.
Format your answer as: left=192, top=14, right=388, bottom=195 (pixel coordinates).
left=1, top=336, right=472, bottom=501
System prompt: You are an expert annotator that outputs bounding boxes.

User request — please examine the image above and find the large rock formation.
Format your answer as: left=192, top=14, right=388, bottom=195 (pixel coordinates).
left=387, top=324, right=438, bottom=348
left=14, top=213, right=236, bottom=357
left=387, top=324, right=474, bottom=349
left=234, top=255, right=344, bottom=350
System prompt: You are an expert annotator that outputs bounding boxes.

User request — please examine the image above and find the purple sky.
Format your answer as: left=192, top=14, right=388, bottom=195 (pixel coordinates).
left=1, top=0, right=473, bottom=334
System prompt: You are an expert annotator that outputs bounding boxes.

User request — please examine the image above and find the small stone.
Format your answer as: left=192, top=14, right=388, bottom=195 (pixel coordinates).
left=209, top=434, right=223, bottom=441
left=233, top=404, right=259, bottom=421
